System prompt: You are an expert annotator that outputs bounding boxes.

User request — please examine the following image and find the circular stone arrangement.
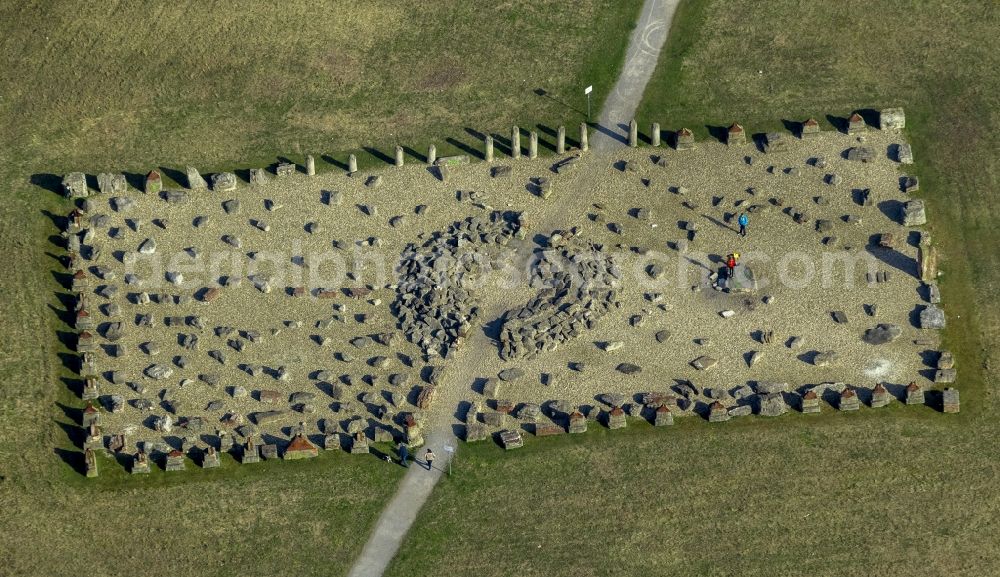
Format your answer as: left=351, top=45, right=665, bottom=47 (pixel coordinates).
left=393, top=212, right=620, bottom=362
left=393, top=211, right=524, bottom=358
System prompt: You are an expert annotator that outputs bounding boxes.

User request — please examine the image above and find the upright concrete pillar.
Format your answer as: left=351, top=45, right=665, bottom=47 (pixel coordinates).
left=580, top=123, right=589, bottom=152
left=394, top=145, right=404, bottom=167
left=485, top=136, right=494, bottom=162
left=556, top=125, right=566, bottom=154
left=628, top=119, right=638, bottom=147
left=529, top=131, right=538, bottom=159
left=306, top=155, right=316, bottom=176
left=348, top=154, right=358, bottom=174
left=651, top=123, right=661, bottom=147
left=427, top=144, right=437, bottom=165
left=511, top=126, right=521, bottom=159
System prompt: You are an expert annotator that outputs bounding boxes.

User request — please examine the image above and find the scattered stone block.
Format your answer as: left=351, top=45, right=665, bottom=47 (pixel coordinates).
left=897, top=143, right=914, bottom=164
left=675, top=128, right=695, bottom=150
left=942, top=388, right=960, bottom=413
left=847, top=112, right=866, bottom=135
left=165, top=449, right=186, bottom=471
left=880, top=108, right=905, bottom=130
left=871, top=383, right=892, bottom=408
left=905, top=382, right=924, bottom=405
left=284, top=433, right=319, bottom=459
left=708, top=401, right=729, bottom=422
left=764, top=132, right=790, bottom=153
left=568, top=411, right=587, bottom=434
left=800, top=118, right=821, bottom=139
left=758, top=393, right=787, bottom=417
left=653, top=405, right=673, bottom=426
left=919, top=305, right=946, bottom=329
left=863, top=323, right=901, bottom=345
left=839, top=388, right=860, bottom=411
left=606, top=406, right=627, bottom=429
left=801, top=390, right=821, bottom=413
left=211, top=172, right=237, bottom=192
left=499, top=429, right=523, bottom=450
left=934, top=369, right=957, bottom=384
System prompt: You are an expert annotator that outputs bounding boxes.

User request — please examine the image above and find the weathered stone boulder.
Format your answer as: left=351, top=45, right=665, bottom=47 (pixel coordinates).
left=863, top=324, right=902, bottom=345
left=919, top=305, right=946, bottom=329
left=691, top=356, right=718, bottom=371
left=901, top=200, right=927, bottom=226
left=758, top=393, right=787, bottom=417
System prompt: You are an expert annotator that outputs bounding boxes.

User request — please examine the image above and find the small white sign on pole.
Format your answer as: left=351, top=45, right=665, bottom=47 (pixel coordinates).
left=584, top=85, right=593, bottom=95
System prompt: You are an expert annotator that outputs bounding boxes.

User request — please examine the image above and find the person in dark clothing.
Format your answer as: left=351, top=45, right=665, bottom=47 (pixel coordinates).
left=397, top=441, right=409, bottom=468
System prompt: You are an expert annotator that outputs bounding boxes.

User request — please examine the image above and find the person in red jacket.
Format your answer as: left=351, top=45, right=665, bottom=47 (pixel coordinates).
left=726, top=253, right=738, bottom=277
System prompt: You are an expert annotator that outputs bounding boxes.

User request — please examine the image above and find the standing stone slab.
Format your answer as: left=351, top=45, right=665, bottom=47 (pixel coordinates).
left=145, top=170, right=162, bottom=195
left=905, top=382, right=925, bottom=405
left=202, top=446, right=221, bottom=468
left=897, top=143, right=914, bottom=164
left=920, top=305, right=946, bottom=329
left=186, top=167, right=208, bottom=190
left=801, top=390, right=821, bottom=413
left=394, top=145, right=404, bottom=167
left=606, top=406, right=627, bottom=429
left=211, top=172, right=237, bottom=192
left=528, top=131, right=538, bottom=159
left=653, top=405, right=673, bottom=426
left=651, top=122, right=661, bottom=146
left=727, top=123, right=745, bottom=146
left=511, top=126, right=521, bottom=159
left=499, top=429, right=523, bottom=450
left=485, top=136, right=494, bottom=162
left=63, top=172, right=89, bottom=198
left=871, top=383, right=892, bottom=408
left=85, top=448, right=98, bottom=478
left=708, top=401, right=729, bottom=422
left=942, top=388, right=960, bottom=413
left=847, top=112, right=866, bottom=135
left=284, top=433, right=319, bottom=459
left=580, top=123, right=589, bottom=152
left=165, top=449, right=186, bottom=471
left=628, top=119, right=638, bottom=147
left=249, top=168, right=269, bottom=185
left=97, top=173, right=127, bottom=195
left=306, top=155, right=316, bottom=176
left=676, top=128, right=695, bottom=151
left=800, top=118, right=821, bottom=139
left=556, top=125, right=566, bottom=154
left=568, top=411, right=587, bottom=434
left=880, top=108, right=905, bottom=130
left=348, top=154, right=358, bottom=174
left=427, top=144, right=437, bottom=165
left=764, top=132, right=790, bottom=153
left=839, top=388, right=860, bottom=411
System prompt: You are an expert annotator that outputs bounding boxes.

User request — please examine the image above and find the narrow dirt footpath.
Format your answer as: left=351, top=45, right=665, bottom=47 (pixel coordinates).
left=346, top=2, right=679, bottom=575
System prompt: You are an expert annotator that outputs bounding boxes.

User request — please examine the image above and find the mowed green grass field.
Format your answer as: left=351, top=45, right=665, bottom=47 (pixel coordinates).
left=0, top=1, right=642, bottom=575
left=387, top=1, right=1000, bottom=576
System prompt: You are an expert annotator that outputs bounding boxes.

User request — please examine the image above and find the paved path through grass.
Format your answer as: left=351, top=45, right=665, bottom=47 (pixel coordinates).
left=346, top=2, right=678, bottom=575
left=592, top=0, right=678, bottom=151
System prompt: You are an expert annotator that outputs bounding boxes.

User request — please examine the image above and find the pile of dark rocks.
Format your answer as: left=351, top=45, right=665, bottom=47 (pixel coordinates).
left=393, top=211, right=523, bottom=357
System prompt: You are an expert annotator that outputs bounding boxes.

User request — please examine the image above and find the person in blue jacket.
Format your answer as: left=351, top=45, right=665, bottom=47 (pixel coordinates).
left=738, top=212, right=749, bottom=237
